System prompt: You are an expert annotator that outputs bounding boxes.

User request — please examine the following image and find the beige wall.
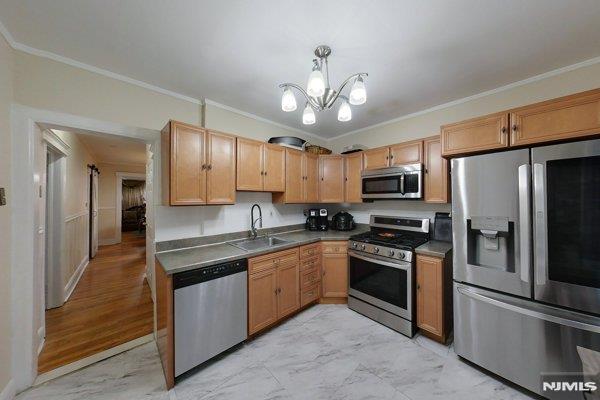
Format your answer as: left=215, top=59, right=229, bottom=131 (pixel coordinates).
left=204, top=103, right=327, bottom=147
left=13, top=51, right=201, bottom=130
left=98, top=162, right=145, bottom=242
left=0, top=35, right=13, bottom=394
left=329, top=62, right=600, bottom=152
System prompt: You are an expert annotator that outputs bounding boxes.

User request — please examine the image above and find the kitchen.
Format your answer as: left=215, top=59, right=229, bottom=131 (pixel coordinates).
left=1, top=2, right=600, bottom=400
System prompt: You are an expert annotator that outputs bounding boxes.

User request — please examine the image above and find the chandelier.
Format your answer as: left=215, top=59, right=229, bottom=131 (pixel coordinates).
left=279, top=45, right=368, bottom=125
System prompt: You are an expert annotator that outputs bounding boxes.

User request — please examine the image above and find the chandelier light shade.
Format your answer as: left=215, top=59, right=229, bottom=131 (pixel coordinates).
left=302, top=103, right=316, bottom=125
left=337, top=98, right=352, bottom=122
left=349, top=76, right=367, bottom=105
left=281, top=87, right=297, bottom=112
left=279, top=45, right=368, bottom=125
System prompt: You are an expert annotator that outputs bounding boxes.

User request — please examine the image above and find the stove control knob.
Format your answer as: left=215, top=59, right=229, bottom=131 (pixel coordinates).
left=399, top=252, right=406, bottom=260
left=388, top=250, right=395, bottom=256
left=352, top=242, right=357, bottom=248
left=361, top=244, right=366, bottom=250
left=374, top=247, right=380, bottom=254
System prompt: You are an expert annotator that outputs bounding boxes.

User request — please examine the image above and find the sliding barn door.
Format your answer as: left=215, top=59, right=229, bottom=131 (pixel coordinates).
left=91, top=169, right=99, bottom=258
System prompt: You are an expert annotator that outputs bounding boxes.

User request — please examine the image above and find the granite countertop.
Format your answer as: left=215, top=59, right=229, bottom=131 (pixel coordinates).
left=156, top=226, right=369, bottom=275
left=415, top=240, right=453, bottom=258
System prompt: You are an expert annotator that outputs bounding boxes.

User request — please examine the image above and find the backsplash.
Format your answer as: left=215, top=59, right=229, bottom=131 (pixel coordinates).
left=155, top=192, right=319, bottom=242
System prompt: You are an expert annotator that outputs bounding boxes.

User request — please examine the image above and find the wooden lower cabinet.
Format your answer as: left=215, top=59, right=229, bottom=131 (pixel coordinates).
left=321, top=241, right=348, bottom=300
left=277, top=262, right=300, bottom=319
left=155, top=259, right=174, bottom=389
left=248, top=268, right=279, bottom=335
left=416, top=253, right=452, bottom=343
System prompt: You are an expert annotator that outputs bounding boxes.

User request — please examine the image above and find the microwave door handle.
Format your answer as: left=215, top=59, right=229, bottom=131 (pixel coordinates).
left=518, top=164, right=531, bottom=284
left=399, top=173, right=405, bottom=195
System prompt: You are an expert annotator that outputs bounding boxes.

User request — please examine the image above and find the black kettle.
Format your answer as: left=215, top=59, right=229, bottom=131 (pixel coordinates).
left=330, top=211, right=356, bottom=231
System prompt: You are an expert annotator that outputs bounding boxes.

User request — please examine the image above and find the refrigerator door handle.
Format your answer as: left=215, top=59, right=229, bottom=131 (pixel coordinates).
left=532, top=163, right=547, bottom=286
left=456, top=285, right=600, bottom=334
left=518, top=164, right=531, bottom=283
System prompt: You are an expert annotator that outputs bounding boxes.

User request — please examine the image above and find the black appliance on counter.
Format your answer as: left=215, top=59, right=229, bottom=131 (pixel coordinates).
left=305, top=208, right=328, bottom=231
left=330, top=211, right=356, bottom=231
left=432, top=212, right=452, bottom=242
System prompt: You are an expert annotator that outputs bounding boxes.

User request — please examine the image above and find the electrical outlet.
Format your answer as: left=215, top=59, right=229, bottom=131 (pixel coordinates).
left=0, top=187, right=5, bottom=206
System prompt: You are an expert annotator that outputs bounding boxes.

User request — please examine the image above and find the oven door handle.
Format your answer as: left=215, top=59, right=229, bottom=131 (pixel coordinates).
left=348, top=250, right=411, bottom=270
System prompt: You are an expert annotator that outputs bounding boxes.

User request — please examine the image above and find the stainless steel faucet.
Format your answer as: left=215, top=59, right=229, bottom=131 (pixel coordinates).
left=250, top=203, right=263, bottom=239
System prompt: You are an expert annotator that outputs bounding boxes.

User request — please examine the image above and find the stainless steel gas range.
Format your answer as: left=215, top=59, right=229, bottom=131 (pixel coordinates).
left=347, top=215, right=429, bottom=337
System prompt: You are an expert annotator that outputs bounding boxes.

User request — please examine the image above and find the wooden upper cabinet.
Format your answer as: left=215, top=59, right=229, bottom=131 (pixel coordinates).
left=236, top=138, right=264, bottom=191
left=263, top=144, right=286, bottom=192
left=416, top=255, right=443, bottom=338
left=206, top=131, right=236, bottom=204
left=344, top=152, right=363, bottom=203
left=423, top=136, right=449, bottom=203
left=509, top=89, right=600, bottom=147
left=303, top=153, right=319, bottom=203
left=319, top=155, right=344, bottom=203
left=162, top=120, right=207, bottom=205
left=363, top=147, right=390, bottom=170
left=273, top=148, right=303, bottom=203
left=389, top=140, right=423, bottom=165
left=441, top=112, right=509, bottom=157
left=276, top=262, right=300, bottom=319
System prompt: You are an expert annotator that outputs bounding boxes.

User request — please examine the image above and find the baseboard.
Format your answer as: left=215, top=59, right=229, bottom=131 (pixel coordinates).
left=99, top=237, right=118, bottom=246
left=63, top=256, right=89, bottom=302
left=0, top=380, right=15, bottom=400
left=33, top=334, right=154, bottom=386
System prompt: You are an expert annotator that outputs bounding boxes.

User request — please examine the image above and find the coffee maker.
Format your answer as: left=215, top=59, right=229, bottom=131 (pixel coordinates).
left=305, top=208, right=328, bottom=231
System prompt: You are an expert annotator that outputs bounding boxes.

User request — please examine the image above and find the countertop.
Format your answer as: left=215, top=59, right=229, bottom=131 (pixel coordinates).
left=415, top=240, right=453, bottom=258
left=156, top=227, right=369, bottom=275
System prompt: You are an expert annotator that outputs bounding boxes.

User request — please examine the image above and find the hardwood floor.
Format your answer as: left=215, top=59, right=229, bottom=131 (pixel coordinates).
left=38, top=231, right=153, bottom=373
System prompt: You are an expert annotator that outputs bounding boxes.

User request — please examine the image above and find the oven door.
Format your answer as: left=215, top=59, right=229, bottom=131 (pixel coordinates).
left=532, top=138, right=600, bottom=315
left=348, top=250, right=412, bottom=320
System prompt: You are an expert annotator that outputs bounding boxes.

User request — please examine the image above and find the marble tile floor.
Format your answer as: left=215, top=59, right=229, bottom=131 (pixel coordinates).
left=17, top=304, right=535, bottom=400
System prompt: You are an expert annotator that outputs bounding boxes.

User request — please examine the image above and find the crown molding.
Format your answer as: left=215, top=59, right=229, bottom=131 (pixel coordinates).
left=204, top=98, right=325, bottom=141
left=329, top=55, right=600, bottom=141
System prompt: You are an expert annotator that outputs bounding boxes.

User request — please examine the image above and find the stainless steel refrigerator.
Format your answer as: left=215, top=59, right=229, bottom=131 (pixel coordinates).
left=452, top=138, right=600, bottom=399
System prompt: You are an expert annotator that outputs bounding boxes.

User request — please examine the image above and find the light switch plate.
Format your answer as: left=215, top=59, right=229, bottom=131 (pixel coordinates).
left=0, top=187, right=6, bottom=206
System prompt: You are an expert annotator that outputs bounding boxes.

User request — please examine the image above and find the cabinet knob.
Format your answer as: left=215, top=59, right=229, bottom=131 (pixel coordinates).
left=207, top=165, right=212, bottom=170
left=201, top=164, right=206, bottom=170
left=260, top=171, right=264, bottom=175
left=512, top=124, right=518, bottom=132
left=390, top=155, right=394, bottom=159
left=264, top=171, right=267, bottom=176
left=274, top=288, right=278, bottom=294
left=417, top=284, right=420, bottom=290
left=501, top=127, right=507, bottom=134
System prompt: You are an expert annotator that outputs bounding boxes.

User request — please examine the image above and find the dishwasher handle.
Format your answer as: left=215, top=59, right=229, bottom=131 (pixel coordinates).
left=173, top=259, right=248, bottom=289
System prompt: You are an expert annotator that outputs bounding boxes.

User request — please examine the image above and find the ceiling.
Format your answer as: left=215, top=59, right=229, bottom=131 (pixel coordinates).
left=65, top=129, right=147, bottom=165
left=2, top=1, right=600, bottom=138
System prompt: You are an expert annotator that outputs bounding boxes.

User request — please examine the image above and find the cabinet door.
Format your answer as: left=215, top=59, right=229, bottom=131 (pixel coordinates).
left=277, top=262, right=300, bottom=319
left=236, top=138, right=264, bottom=191
left=389, top=140, right=423, bottom=165
left=321, top=253, right=348, bottom=298
left=263, top=144, right=286, bottom=192
left=362, top=147, right=390, bottom=170
left=344, top=152, right=363, bottom=203
left=423, top=136, right=449, bottom=203
left=207, top=131, right=236, bottom=204
left=304, top=153, right=319, bottom=203
left=441, top=112, right=509, bottom=157
left=510, top=89, right=600, bottom=146
left=169, top=122, right=206, bottom=205
left=284, top=149, right=303, bottom=203
left=319, top=155, right=344, bottom=203
left=416, top=255, right=443, bottom=337
left=248, top=268, right=278, bottom=335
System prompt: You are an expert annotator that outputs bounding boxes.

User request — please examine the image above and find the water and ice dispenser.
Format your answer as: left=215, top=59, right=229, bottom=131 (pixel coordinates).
left=466, top=216, right=515, bottom=272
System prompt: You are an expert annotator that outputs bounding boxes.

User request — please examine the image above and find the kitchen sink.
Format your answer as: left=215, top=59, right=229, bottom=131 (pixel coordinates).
left=229, top=236, right=290, bottom=251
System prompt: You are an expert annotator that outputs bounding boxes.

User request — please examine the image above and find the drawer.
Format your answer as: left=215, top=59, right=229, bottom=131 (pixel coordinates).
left=301, top=268, right=320, bottom=289
left=301, top=283, right=320, bottom=307
left=321, top=241, right=347, bottom=254
left=249, top=247, right=299, bottom=274
left=300, top=256, right=320, bottom=272
left=299, top=243, right=320, bottom=259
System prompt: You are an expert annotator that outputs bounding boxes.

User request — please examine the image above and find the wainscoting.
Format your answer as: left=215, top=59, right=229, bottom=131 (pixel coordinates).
left=63, top=211, right=89, bottom=301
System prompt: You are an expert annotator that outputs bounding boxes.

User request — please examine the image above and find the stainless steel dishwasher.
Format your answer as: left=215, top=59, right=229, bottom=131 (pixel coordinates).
left=173, top=259, right=248, bottom=377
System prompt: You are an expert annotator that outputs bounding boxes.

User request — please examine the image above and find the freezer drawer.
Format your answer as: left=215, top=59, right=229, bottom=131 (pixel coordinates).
left=454, top=282, right=600, bottom=399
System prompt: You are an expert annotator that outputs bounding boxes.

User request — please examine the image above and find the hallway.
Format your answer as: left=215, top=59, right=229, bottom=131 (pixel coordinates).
left=38, top=231, right=153, bottom=373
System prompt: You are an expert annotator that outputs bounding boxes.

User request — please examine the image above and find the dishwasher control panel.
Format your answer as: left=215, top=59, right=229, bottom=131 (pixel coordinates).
left=174, top=259, right=248, bottom=289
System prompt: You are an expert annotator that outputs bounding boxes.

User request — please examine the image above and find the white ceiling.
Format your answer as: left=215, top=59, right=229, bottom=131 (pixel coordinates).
left=66, top=129, right=147, bottom=165
left=2, top=1, right=600, bottom=138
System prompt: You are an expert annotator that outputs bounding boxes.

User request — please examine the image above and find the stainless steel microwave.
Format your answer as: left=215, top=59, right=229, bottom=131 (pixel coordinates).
left=361, top=164, right=423, bottom=200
